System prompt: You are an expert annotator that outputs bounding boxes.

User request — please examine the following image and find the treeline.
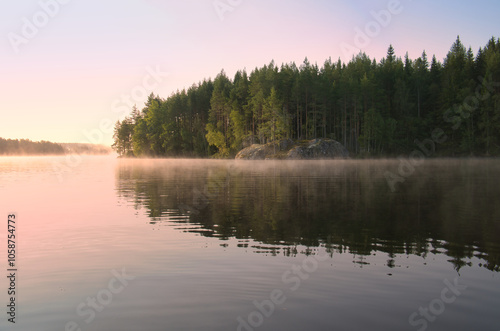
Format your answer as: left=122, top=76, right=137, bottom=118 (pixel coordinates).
left=113, top=36, right=500, bottom=158
left=0, top=138, right=65, bottom=155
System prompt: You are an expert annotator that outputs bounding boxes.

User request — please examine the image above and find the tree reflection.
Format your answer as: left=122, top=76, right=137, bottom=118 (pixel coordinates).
left=115, top=159, right=500, bottom=272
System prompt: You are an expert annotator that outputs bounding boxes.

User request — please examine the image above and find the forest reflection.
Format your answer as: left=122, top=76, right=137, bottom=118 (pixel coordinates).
left=115, top=159, right=500, bottom=272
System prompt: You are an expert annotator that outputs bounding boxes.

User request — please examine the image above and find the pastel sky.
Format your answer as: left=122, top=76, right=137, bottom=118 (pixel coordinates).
left=1, top=0, right=499, bottom=146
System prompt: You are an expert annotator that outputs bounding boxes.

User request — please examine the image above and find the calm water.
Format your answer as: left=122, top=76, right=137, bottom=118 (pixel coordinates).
left=0, top=156, right=499, bottom=331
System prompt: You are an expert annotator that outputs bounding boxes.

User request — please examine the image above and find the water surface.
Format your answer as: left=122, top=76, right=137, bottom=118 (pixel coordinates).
left=0, top=156, right=499, bottom=331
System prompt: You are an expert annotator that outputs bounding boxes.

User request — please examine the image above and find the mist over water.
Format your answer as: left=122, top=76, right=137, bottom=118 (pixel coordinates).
left=116, top=158, right=500, bottom=271
left=1, top=156, right=499, bottom=331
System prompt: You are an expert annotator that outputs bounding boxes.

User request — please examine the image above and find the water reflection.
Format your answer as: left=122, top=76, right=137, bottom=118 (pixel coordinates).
left=115, top=159, right=500, bottom=272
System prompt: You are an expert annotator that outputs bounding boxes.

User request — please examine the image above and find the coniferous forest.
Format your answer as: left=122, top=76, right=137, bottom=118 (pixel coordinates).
left=112, top=37, right=500, bottom=158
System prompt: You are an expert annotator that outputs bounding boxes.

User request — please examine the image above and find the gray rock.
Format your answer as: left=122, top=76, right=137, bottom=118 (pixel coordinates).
left=286, top=139, right=349, bottom=159
left=235, top=139, right=349, bottom=160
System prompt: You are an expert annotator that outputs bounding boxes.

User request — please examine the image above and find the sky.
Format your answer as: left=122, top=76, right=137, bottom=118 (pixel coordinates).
left=1, top=0, right=499, bottom=146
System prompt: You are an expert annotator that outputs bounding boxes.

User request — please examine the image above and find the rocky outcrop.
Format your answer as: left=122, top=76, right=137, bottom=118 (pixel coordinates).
left=235, top=139, right=349, bottom=160
left=286, top=139, right=349, bottom=159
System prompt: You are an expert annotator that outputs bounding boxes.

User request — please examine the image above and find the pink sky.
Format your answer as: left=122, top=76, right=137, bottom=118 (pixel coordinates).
left=1, top=0, right=499, bottom=146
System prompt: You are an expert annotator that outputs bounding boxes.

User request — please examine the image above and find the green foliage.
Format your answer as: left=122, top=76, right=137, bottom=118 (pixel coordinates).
left=260, top=87, right=287, bottom=143
left=111, top=117, right=134, bottom=156
left=205, top=123, right=229, bottom=157
left=111, top=36, right=500, bottom=158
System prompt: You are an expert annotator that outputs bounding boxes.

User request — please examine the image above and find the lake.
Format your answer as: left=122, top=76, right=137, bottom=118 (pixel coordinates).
left=0, top=156, right=499, bottom=331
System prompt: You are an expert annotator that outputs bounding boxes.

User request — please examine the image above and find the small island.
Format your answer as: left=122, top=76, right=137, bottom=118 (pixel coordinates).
left=112, top=36, right=500, bottom=160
